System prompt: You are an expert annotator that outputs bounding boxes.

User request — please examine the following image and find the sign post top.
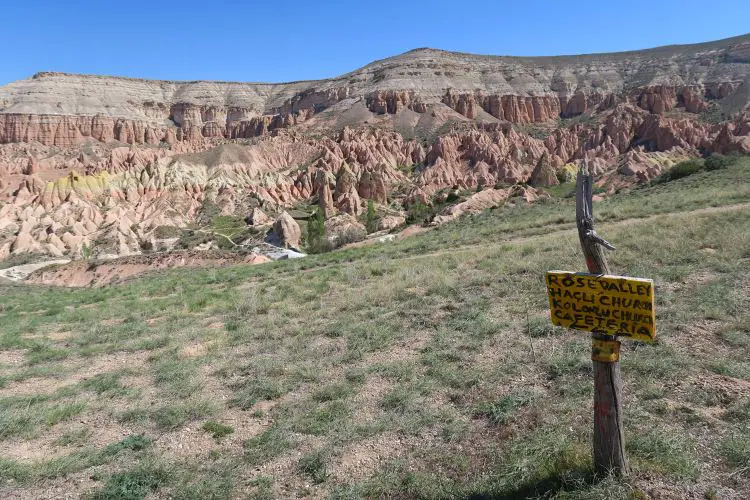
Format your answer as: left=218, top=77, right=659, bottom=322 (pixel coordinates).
left=546, top=271, right=656, bottom=342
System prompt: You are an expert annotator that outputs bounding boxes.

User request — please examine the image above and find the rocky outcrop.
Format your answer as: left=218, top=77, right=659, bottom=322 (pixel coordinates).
left=443, top=90, right=563, bottom=123
left=316, top=169, right=336, bottom=218
left=529, top=152, right=558, bottom=187
left=324, top=214, right=366, bottom=248
left=378, top=214, right=406, bottom=232
left=0, top=114, right=174, bottom=147
left=432, top=186, right=546, bottom=225
left=245, top=207, right=270, bottom=226
left=366, top=91, right=427, bottom=114
left=272, top=211, right=301, bottom=249
left=443, top=83, right=742, bottom=124
left=357, top=168, right=388, bottom=203
left=334, top=164, right=362, bottom=216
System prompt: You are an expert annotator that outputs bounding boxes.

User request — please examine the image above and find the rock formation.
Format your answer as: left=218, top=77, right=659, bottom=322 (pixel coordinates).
left=272, top=212, right=301, bottom=249
left=245, top=207, right=270, bottom=226
left=0, top=34, right=749, bottom=259
left=316, top=169, right=336, bottom=218
left=334, top=164, right=362, bottom=216
left=529, top=152, right=559, bottom=187
left=324, top=214, right=366, bottom=248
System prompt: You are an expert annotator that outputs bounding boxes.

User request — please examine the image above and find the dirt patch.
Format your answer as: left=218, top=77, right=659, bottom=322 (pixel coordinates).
left=363, top=330, right=430, bottom=366
left=0, top=375, right=73, bottom=396
left=24, top=250, right=270, bottom=288
left=351, top=376, right=392, bottom=424
left=1, top=438, right=68, bottom=462
left=0, top=471, right=103, bottom=500
left=48, top=330, right=73, bottom=341
left=180, top=342, right=208, bottom=358
left=695, top=373, right=750, bottom=401
left=101, top=318, right=124, bottom=326
left=329, top=432, right=411, bottom=482
left=2, top=351, right=151, bottom=397
left=0, top=349, right=26, bottom=367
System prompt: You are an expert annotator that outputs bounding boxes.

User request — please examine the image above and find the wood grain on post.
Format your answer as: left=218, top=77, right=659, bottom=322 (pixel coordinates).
left=575, top=162, right=629, bottom=476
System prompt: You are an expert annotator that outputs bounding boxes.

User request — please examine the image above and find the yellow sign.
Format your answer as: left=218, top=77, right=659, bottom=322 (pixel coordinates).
left=546, top=271, right=656, bottom=342
left=592, top=338, right=621, bottom=362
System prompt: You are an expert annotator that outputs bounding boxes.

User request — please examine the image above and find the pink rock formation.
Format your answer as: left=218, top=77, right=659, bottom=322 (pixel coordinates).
left=272, top=211, right=301, bottom=249
left=334, top=164, right=362, bottom=216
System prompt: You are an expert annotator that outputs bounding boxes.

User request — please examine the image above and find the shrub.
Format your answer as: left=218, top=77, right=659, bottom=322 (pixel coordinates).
left=474, top=390, right=536, bottom=425
left=365, top=200, right=378, bottom=234
left=406, top=200, right=432, bottom=225
left=704, top=154, right=737, bottom=171
left=306, top=209, right=326, bottom=253
left=81, top=243, right=93, bottom=261
left=655, top=159, right=704, bottom=184
left=328, top=226, right=366, bottom=248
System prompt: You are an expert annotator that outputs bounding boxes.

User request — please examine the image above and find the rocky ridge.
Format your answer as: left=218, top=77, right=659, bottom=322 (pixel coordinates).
left=0, top=34, right=749, bottom=259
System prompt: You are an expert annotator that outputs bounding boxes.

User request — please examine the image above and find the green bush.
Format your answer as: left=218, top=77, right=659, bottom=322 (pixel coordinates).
left=365, top=200, right=378, bottom=234
left=474, top=390, right=536, bottom=425
left=305, top=209, right=327, bottom=253
left=704, top=154, right=737, bottom=171
left=655, top=159, right=704, bottom=184
left=406, top=200, right=432, bottom=225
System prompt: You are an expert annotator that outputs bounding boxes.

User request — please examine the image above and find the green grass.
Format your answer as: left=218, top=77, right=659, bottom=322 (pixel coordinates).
left=1, top=160, right=749, bottom=497
left=298, top=449, right=330, bottom=484
left=0, top=435, right=154, bottom=485
left=89, top=461, right=172, bottom=500
left=718, top=429, right=750, bottom=469
left=474, top=389, right=537, bottom=425
left=202, top=421, right=234, bottom=440
left=243, top=426, right=294, bottom=466
left=627, top=429, right=699, bottom=479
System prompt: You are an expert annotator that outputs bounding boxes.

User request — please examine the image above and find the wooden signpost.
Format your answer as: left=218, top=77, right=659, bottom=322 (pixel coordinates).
left=545, top=163, right=657, bottom=476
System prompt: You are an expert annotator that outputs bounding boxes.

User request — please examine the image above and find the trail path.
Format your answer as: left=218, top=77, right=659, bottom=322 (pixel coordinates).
left=300, top=202, right=750, bottom=276
left=398, top=202, right=750, bottom=263
left=0, top=259, right=70, bottom=282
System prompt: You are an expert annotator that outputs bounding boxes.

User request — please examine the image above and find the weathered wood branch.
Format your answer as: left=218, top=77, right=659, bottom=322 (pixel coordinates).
left=575, top=163, right=614, bottom=275
left=575, top=161, right=629, bottom=476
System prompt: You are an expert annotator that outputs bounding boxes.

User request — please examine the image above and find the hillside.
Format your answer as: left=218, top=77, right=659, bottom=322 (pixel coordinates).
left=0, top=34, right=749, bottom=263
left=0, top=161, right=749, bottom=498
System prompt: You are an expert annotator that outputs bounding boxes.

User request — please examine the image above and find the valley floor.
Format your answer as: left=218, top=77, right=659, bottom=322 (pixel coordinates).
left=1, top=162, right=749, bottom=499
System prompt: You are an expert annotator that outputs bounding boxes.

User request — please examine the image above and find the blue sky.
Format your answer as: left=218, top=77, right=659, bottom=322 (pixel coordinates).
left=3, top=0, right=749, bottom=85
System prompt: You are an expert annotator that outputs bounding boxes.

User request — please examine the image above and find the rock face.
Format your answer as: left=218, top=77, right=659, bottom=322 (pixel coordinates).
left=324, top=214, right=366, bottom=248
left=529, top=152, right=559, bottom=187
left=0, top=34, right=749, bottom=259
left=432, top=186, right=546, bottom=225
left=378, top=215, right=406, bottom=232
left=245, top=207, right=270, bottom=226
left=334, top=164, right=362, bottom=216
left=316, top=169, right=336, bottom=218
left=272, top=212, right=301, bottom=249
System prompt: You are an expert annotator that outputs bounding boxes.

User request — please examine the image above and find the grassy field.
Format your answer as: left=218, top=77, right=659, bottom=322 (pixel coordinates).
left=0, top=161, right=749, bottom=499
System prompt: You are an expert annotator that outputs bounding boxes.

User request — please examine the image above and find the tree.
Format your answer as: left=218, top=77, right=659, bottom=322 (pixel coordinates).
left=306, top=209, right=326, bottom=253
left=407, top=200, right=431, bottom=225
left=365, top=200, right=378, bottom=233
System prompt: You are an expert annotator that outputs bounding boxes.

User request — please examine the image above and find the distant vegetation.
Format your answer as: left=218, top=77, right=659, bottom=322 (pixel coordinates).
left=653, top=153, right=744, bottom=184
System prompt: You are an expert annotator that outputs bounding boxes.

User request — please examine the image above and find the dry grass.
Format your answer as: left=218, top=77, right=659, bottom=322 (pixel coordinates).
left=0, top=162, right=749, bottom=498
